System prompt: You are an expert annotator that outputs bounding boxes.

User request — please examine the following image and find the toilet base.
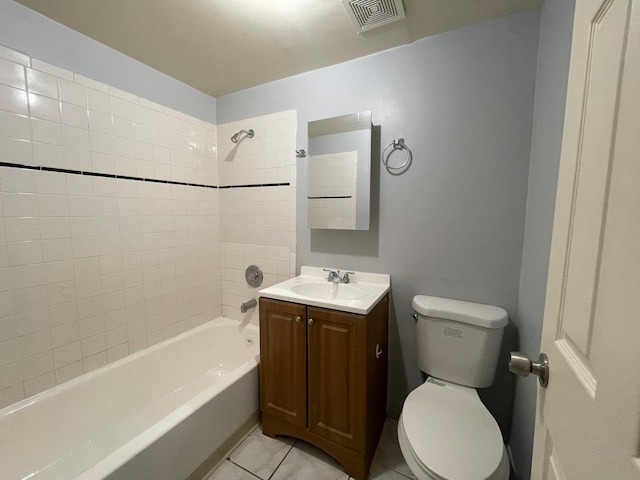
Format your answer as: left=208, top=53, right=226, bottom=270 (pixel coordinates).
left=398, top=412, right=510, bottom=480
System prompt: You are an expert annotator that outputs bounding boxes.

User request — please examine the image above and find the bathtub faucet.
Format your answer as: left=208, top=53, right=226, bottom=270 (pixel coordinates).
left=241, top=298, right=257, bottom=313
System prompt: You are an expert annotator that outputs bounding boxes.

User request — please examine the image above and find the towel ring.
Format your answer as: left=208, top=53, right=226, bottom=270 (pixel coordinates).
left=382, top=138, right=412, bottom=175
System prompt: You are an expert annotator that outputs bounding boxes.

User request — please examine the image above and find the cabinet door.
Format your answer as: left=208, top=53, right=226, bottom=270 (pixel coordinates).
left=259, top=298, right=307, bottom=428
left=307, top=307, right=365, bottom=451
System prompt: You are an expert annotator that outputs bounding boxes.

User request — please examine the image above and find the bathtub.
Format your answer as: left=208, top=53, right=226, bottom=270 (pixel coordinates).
left=0, top=318, right=260, bottom=480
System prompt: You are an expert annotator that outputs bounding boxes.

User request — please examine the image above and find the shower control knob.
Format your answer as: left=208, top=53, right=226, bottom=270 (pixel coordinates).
left=509, top=352, right=549, bottom=387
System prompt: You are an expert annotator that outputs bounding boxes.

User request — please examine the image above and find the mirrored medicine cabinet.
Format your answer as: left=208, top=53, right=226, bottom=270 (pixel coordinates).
left=307, top=111, right=372, bottom=230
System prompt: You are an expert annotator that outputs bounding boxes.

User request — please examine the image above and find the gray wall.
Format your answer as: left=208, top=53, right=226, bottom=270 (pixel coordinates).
left=0, top=0, right=216, bottom=123
left=219, top=9, right=541, bottom=416
left=510, top=0, right=575, bottom=478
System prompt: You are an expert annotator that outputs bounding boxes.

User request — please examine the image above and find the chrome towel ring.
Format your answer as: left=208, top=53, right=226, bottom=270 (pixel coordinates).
left=382, top=138, right=412, bottom=175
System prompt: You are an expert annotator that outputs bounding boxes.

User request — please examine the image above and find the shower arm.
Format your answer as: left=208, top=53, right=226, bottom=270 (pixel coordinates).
left=231, top=129, right=255, bottom=143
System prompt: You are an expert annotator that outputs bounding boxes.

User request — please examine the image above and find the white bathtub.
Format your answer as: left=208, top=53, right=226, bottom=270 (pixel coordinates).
left=0, top=318, right=260, bottom=480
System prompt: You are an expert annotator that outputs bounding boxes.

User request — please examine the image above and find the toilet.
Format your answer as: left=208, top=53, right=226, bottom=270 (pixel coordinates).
left=398, top=295, right=511, bottom=480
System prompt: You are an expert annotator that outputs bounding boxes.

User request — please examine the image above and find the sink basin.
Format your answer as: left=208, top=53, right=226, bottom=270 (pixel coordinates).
left=259, top=266, right=390, bottom=314
left=290, top=282, right=367, bottom=300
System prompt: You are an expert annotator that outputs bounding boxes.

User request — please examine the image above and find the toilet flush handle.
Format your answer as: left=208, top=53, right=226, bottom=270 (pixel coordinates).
left=509, top=352, right=549, bottom=387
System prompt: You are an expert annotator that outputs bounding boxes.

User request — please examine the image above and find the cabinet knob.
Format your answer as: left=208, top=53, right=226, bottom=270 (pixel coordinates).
left=308, top=318, right=314, bottom=325
left=295, top=316, right=301, bottom=323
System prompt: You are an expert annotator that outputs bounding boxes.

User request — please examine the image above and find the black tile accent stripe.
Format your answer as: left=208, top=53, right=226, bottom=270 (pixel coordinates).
left=0, top=161, right=289, bottom=190
left=219, top=183, right=290, bottom=189
left=308, top=196, right=353, bottom=199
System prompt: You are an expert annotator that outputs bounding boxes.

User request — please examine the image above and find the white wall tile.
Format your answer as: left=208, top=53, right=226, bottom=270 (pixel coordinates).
left=43, top=260, right=74, bottom=284
left=37, top=194, right=68, bottom=217
left=61, top=102, right=88, bottom=128
left=53, top=341, right=81, bottom=368
left=28, top=93, right=60, bottom=122
left=0, top=57, right=26, bottom=90
left=36, top=172, right=66, bottom=195
left=64, top=149, right=91, bottom=171
left=5, top=217, right=39, bottom=241
left=33, top=143, right=64, bottom=169
left=31, top=119, right=62, bottom=145
left=0, top=84, right=28, bottom=115
left=26, top=68, right=59, bottom=99
left=74, top=74, right=108, bottom=93
left=20, top=350, right=54, bottom=381
left=55, top=361, right=82, bottom=384
left=31, top=59, right=73, bottom=81
left=39, top=217, right=70, bottom=239
left=0, top=47, right=29, bottom=67
left=83, top=351, right=107, bottom=373
left=0, top=45, right=229, bottom=405
left=0, top=111, right=31, bottom=140
left=58, top=79, right=86, bottom=107
left=88, top=109, right=112, bottom=134
left=23, top=371, right=55, bottom=397
left=0, top=137, right=33, bottom=165
left=51, top=321, right=80, bottom=348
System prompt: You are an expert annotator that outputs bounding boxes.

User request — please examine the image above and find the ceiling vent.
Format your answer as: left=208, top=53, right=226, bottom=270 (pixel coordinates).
left=340, top=0, right=406, bottom=33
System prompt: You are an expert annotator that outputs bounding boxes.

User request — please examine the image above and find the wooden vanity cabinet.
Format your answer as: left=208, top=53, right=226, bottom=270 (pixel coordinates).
left=259, top=295, right=389, bottom=480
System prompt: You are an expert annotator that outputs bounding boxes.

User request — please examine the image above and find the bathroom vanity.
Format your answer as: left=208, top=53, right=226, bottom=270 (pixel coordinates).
left=258, top=267, right=390, bottom=480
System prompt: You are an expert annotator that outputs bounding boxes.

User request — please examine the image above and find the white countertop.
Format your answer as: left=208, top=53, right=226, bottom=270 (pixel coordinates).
left=258, top=266, right=390, bottom=314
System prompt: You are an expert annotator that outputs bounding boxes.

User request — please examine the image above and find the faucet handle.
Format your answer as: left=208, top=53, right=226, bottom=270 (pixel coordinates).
left=323, top=268, right=340, bottom=282
left=342, top=271, right=355, bottom=283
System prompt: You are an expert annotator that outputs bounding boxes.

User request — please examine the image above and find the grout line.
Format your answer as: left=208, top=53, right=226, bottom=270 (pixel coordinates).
left=266, top=439, right=296, bottom=480
left=226, top=460, right=264, bottom=480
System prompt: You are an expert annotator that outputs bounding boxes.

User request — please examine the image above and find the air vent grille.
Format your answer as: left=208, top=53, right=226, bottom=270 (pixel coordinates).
left=341, top=0, right=406, bottom=33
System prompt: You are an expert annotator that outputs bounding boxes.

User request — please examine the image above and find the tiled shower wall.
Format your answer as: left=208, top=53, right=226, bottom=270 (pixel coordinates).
left=217, top=112, right=297, bottom=323
left=0, top=45, right=222, bottom=408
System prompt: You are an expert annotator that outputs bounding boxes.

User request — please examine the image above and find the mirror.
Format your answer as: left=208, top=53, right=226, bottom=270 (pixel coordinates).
left=307, top=111, right=372, bottom=230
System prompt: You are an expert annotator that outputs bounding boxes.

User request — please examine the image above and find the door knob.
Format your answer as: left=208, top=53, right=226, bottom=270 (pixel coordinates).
left=308, top=318, right=314, bottom=326
left=295, top=316, right=301, bottom=323
left=509, top=352, right=549, bottom=387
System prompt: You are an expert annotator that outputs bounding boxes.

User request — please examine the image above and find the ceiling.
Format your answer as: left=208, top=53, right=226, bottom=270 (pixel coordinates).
left=15, top=0, right=541, bottom=97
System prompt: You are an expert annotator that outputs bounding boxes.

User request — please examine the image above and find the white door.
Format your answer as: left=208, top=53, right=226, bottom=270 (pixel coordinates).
left=530, top=0, right=640, bottom=478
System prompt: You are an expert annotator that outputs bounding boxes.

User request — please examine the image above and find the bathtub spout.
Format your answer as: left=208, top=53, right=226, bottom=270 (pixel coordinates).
left=241, top=298, right=257, bottom=313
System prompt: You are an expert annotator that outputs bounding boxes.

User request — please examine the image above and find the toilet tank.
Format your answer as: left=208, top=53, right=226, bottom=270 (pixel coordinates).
left=412, top=295, right=508, bottom=388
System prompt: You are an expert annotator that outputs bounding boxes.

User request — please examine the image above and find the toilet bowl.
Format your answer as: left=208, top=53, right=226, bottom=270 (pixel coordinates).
left=399, top=296, right=511, bottom=480
left=398, top=378, right=509, bottom=480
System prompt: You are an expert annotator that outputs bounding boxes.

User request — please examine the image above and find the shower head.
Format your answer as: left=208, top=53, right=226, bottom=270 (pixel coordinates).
left=231, top=129, right=254, bottom=143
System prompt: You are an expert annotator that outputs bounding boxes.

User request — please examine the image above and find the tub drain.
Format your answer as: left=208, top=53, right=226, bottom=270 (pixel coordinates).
left=244, top=334, right=255, bottom=347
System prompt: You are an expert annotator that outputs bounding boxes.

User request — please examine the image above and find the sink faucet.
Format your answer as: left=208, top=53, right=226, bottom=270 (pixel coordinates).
left=324, top=269, right=341, bottom=283
left=323, top=269, right=355, bottom=284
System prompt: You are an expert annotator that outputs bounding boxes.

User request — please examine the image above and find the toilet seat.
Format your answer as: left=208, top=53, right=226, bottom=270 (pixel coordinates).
left=399, top=378, right=508, bottom=480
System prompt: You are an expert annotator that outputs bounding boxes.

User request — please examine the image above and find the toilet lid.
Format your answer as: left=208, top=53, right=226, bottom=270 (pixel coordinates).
left=402, top=379, right=504, bottom=480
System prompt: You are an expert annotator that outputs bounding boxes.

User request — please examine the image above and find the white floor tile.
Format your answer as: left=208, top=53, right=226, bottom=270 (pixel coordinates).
left=206, top=460, right=260, bottom=480
left=208, top=417, right=417, bottom=480
left=372, top=418, right=417, bottom=479
left=270, top=440, right=349, bottom=480
left=229, top=428, right=294, bottom=480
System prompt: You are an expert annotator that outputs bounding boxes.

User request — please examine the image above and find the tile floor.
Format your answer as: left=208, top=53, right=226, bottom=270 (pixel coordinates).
left=206, top=417, right=417, bottom=480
